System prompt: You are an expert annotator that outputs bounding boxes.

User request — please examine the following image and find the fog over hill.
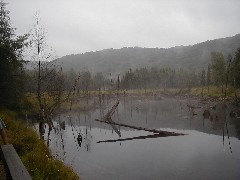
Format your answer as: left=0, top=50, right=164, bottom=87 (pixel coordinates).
left=55, top=34, right=240, bottom=75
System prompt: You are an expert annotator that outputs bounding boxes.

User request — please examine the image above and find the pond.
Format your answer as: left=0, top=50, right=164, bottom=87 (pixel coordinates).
left=43, top=96, right=240, bottom=180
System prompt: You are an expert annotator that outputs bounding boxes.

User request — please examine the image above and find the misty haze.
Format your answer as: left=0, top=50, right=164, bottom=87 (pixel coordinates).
left=1, top=0, right=240, bottom=180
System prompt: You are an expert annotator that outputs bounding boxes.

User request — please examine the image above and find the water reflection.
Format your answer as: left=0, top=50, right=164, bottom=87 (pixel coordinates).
left=43, top=96, right=240, bottom=179
left=97, top=133, right=179, bottom=143
left=201, top=103, right=236, bottom=153
left=44, top=96, right=240, bottom=154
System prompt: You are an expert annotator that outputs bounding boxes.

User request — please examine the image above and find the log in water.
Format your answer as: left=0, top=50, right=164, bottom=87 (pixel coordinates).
left=95, top=119, right=186, bottom=136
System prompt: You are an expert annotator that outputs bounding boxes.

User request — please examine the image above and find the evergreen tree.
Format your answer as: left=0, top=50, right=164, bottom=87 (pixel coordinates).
left=206, top=65, right=211, bottom=92
left=0, top=1, right=27, bottom=108
left=225, top=54, right=232, bottom=97
left=232, top=48, right=240, bottom=87
left=210, top=52, right=226, bottom=87
left=200, top=69, right=206, bottom=96
left=201, top=69, right=206, bottom=86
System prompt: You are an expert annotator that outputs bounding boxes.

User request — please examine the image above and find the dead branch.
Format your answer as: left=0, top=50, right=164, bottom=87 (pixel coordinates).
left=95, top=119, right=185, bottom=136
left=101, top=101, right=121, bottom=137
left=104, top=101, right=119, bottom=121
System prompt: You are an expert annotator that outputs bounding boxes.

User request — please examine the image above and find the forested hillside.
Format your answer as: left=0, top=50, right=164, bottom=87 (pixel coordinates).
left=56, top=34, right=240, bottom=75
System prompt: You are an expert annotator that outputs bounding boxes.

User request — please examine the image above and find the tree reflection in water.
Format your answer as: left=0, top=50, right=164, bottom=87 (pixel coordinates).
left=202, top=103, right=233, bottom=153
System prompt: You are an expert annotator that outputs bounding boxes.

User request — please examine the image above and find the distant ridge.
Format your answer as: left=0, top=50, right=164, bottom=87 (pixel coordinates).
left=56, top=34, right=240, bottom=74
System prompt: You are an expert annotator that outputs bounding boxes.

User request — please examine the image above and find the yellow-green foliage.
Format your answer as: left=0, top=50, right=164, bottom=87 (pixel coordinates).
left=190, top=86, right=239, bottom=97
left=18, top=93, right=39, bottom=116
left=88, top=88, right=176, bottom=96
left=22, top=92, right=92, bottom=113
left=67, top=87, right=240, bottom=98
left=0, top=110, right=79, bottom=180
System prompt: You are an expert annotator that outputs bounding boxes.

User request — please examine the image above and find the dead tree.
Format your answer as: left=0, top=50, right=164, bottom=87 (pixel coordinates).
left=29, top=13, right=73, bottom=138
left=96, top=100, right=185, bottom=136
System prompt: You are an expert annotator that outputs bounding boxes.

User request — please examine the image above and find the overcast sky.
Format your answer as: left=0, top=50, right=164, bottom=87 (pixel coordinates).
left=6, top=0, right=240, bottom=57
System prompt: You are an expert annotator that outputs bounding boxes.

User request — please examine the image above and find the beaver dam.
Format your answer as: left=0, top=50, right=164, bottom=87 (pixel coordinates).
left=42, top=96, right=240, bottom=180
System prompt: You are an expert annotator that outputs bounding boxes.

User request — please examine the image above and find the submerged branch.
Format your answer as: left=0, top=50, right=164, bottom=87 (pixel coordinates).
left=95, top=119, right=185, bottom=136
left=104, top=101, right=119, bottom=121
left=102, top=100, right=121, bottom=137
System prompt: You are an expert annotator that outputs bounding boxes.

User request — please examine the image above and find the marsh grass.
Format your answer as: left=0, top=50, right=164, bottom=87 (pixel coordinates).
left=86, top=87, right=239, bottom=99
left=85, top=88, right=180, bottom=96
left=0, top=110, right=79, bottom=180
left=190, top=86, right=239, bottom=97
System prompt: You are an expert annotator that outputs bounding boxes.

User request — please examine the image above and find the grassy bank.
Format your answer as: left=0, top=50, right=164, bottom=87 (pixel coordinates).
left=96, top=86, right=240, bottom=98
left=191, top=86, right=239, bottom=97
left=0, top=109, right=79, bottom=180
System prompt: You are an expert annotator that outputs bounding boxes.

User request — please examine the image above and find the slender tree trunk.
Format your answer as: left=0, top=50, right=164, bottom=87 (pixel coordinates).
left=225, top=59, right=231, bottom=98
left=37, top=53, right=43, bottom=120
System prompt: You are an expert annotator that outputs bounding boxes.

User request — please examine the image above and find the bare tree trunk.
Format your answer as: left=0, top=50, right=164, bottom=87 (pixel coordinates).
left=225, top=58, right=231, bottom=98
left=37, top=58, right=43, bottom=116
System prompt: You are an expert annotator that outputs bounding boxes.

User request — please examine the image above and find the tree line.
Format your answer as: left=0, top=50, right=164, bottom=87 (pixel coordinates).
left=25, top=47, right=240, bottom=96
left=57, top=48, right=240, bottom=94
left=210, top=50, right=240, bottom=94
left=1, top=0, right=240, bottom=112
left=120, top=48, right=240, bottom=94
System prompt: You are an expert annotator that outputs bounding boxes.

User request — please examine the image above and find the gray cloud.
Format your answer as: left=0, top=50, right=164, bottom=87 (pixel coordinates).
left=6, top=0, right=240, bottom=57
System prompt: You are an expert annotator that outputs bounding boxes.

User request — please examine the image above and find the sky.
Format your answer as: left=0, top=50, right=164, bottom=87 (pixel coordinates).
left=6, top=0, right=240, bottom=57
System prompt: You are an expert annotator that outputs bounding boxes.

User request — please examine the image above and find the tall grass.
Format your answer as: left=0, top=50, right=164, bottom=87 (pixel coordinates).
left=190, top=86, right=239, bottom=97
left=0, top=110, right=79, bottom=180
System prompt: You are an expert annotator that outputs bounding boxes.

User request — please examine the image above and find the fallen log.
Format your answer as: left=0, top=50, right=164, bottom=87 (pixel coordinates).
left=95, top=119, right=185, bottom=136
left=102, top=101, right=121, bottom=137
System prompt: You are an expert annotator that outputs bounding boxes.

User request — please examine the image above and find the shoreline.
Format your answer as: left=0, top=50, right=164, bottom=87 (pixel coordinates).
left=0, top=110, right=79, bottom=180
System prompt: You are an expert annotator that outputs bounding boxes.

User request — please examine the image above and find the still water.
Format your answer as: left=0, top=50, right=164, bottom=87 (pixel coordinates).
left=44, top=96, right=240, bottom=180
